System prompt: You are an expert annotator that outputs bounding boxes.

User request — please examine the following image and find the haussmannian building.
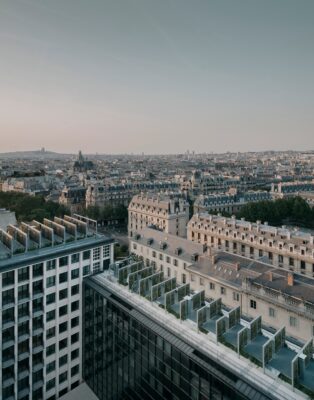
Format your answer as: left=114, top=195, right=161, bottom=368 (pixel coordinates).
left=193, top=190, right=272, bottom=215
left=0, top=215, right=114, bottom=400
left=187, top=213, right=314, bottom=278
left=128, top=193, right=189, bottom=238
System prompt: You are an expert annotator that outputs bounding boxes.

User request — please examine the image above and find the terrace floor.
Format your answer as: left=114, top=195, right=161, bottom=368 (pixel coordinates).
left=201, top=314, right=222, bottom=334
left=223, top=323, right=243, bottom=348
left=300, top=360, right=314, bottom=391
left=268, top=346, right=297, bottom=379
left=244, top=334, right=269, bottom=362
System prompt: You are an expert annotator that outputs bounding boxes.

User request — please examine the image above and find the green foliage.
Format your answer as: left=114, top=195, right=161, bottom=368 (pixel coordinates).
left=84, top=204, right=128, bottom=221
left=236, top=197, right=314, bottom=228
left=114, top=243, right=129, bottom=259
left=0, top=192, right=69, bottom=223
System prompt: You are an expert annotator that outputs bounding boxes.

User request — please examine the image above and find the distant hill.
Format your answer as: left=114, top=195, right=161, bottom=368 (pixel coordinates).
left=0, top=150, right=73, bottom=159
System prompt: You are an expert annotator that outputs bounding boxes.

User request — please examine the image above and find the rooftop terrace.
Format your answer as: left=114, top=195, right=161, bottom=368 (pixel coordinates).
left=0, top=214, right=113, bottom=268
left=90, top=257, right=314, bottom=400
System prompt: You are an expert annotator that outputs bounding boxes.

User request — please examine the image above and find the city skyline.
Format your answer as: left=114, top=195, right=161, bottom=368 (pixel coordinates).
left=1, top=0, right=314, bottom=154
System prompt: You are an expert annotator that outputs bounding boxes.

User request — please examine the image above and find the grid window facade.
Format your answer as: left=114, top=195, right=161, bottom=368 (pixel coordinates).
left=83, top=282, right=255, bottom=400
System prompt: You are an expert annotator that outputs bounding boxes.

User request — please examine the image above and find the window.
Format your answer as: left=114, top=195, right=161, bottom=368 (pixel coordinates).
left=59, top=256, right=68, bottom=267
left=33, top=280, right=43, bottom=295
left=103, top=245, right=110, bottom=258
left=220, top=287, right=226, bottom=295
left=18, top=267, right=29, bottom=282
left=269, top=308, right=276, bottom=318
left=83, top=250, right=90, bottom=260
left=71, top=316, right=79, bottom=328
left=33, top=263, right=43, bottom=278
left=46, top=293, right=56, bottom=305
left=200, top=278, right=204, bottom=286
left=59, top=338, right=67, bottom=350
left=301, top=261, right=306, bottom=270
left=83, top=265, right=90, bottom=276
left=2, top=307, right=15, bottom=324
left=46, top=378, right=55, bottom=391
left=93, top=248, right=100, bottom=261
left=71, top=332, right=79, bottom=344
left=2, top=271, right=14, bottom=286
left=167, top=268, right=171, bottom=278
left=250, top=299, right=257, bottom=309
left=289, top=257, right=294, bottom=267
left=46, top=276, right=56, bottom=288
left=59, top=305, right=68, bottom=317
left=289, top=316, right=297, bottom=327
left=71, top=284, right=79, bottom=296
left=71, top=349, right=79, bottom=360
left=59, top=288, right=68, bottom=300
left=59, top=272, right=68, bottom=284
left=71, top=365, right=79, bottom=377
left=17, top=303, right=29, bottom=318
left=59, top=354, right=68, bottom=367
left=209, top=282, right=215, bottom=290
left=259, top=250, right=263, bottom=257
left=2, top=289, right=15, bottom=306
left=166, top=256, right=170, bottom=264
left=46, top=344, right=56, bottom=357
left=46, top=327, right=55, bottom=339
left=152, top=251, right=156, bottom=258
left=46, top=259, right=56, bottom=271
left=71, top=301, right=79, bottom=312
left=159, top=254, right=163, bottom=260
left=18, top=284, right=29, bottom=301
left=18, top=321, right=29, bottom=336
left=59, top=322, right=67, bottom=334
left=71, top=253, right=79, bottom=264
left=190, top=274, right=195, bottom=282
left=233, top=292, right=239, bottom=301
left=182, top=274, right=186, bottom=284
left=59, top=371, right=68, bottom=384
left=18, top=339, right=29, bottom=355
left=71, top=269, right=79, bottom=280
left=46, top=361, right=56, bottom=374
left=46, top=310, right=55, bottom=322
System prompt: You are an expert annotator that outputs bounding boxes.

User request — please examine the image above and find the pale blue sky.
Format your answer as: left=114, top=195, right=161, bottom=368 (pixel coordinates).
left=0, top=0, right=313, bottom=153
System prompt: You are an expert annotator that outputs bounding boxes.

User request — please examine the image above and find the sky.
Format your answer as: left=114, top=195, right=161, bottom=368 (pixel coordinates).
left=0, top=0, right=313, bottom=154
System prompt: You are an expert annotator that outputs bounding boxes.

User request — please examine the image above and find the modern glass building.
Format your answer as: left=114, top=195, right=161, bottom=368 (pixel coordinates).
left=83, top=275, right=276, bottom=400
left=0, top=215, right=114, bottom=400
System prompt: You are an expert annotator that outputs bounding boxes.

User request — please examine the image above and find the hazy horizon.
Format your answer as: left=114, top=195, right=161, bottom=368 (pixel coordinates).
left=1, top=0, right=313, bottom=154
